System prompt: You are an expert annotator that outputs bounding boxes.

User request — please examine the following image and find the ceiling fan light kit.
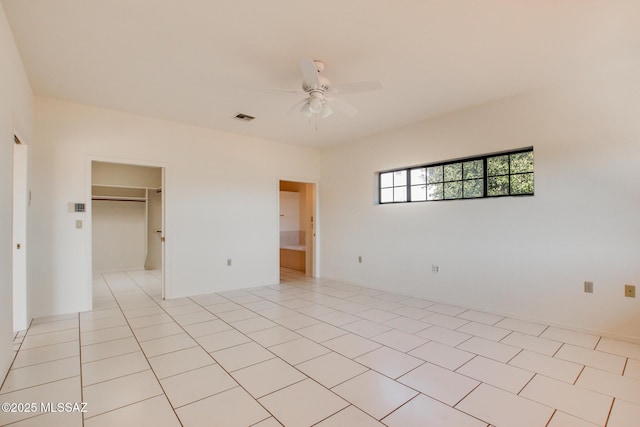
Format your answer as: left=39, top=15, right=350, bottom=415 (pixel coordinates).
left=274, top=58, right=383, bottom=123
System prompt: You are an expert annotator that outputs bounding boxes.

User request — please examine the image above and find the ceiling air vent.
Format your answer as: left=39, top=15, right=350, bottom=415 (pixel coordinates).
left=234, top=113, right=255, bottom=122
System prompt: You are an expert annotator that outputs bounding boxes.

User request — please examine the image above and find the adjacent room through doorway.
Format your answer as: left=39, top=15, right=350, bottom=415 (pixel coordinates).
left=279, top=180, right=316, bottom=280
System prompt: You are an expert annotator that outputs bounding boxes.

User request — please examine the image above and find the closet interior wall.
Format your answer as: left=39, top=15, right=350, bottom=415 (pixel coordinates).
left=91, top=162, right=162, bottom=272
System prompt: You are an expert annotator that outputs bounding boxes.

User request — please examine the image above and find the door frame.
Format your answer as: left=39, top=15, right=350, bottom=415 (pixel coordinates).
left=12, top=132, right=28, bottom=332
left=85, top=156, right=168, bottom=302
left=277, top=178, right=319, bottom=279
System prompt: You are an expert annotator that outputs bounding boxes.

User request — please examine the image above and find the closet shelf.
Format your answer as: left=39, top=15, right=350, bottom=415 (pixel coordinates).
left=92, top=196, right=146, bottom=202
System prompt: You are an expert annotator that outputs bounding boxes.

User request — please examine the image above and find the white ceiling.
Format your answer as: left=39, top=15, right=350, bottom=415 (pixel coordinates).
left=3, top=0, right=639, bottom=147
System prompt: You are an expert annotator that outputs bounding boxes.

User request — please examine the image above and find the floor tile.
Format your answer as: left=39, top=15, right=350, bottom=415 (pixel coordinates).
left=211, top=341, right=275, bottom=372
left=84, top=395, right=180, bottom=427
left=27, top=318, right=78, bottom=336
left=397, top=362, right=480, bottom=406
left=272, top=314, right=320, bottom=330
left=82, top=370, right=163, bottom=417
left=509, top=350, right=583, bottom=383
left=163, top=303, right=205, bottom=316
left=382, top=316, right=431, bottom=334
left=132, top=322, right=184, bottom=342
left=80, top=325, right=133, bottom=346
left=251, top=418, right=283, bottom=427
left=147, top=346, right=215, bottom=379
left=296, top=323, right=348, bottom=342
left=259, top=378, right=348, bottom=426
left=268, top=338, right=330, bottom=365
left=390, top=306, right=431, bottom=320
left=82, top=351, right=150, bottom=385
left=596, top=337, right=640, bottom=360
left=540, top=327, right=600, bottom=349
left=409, top=341, right=475, bottom=370
left=181, top=319, right=232, bottom=338
left=231, top=357, right=306, bottom=398
left=0, top=377, right=81, bottom=425
left=457, top=309, right=503, bottom=326
left=20, top=329, right=78, bottom=350
left=416, top=325, right=471, bottom=347
left=555, top=343, right=626, bottom=374
left=139, top=333, right=197, bottom=357
left=546, top=411, right=600, bottom=427
left=332, top=370, right=418, bottom=420
left=296, top=352, right=368, bottom=388
left=397, top=297, right=435, bottom=309
left=80, top=315, right=127, bottom=332
left=383, top=393, right=487, bottom=427
left=122, top=305, right=166, bottom=318
left=576, top=366, right=640, bottom=405
left=172, top=310, right=217, bottom=326
left=127, top=313, right=174, bottom=329
left=456, top=355, right=534, bottom=393
left=176, top=386, right=270, bottom=427
left=427, top=303, right=467, bottom=316
left=501, top=331, right=562, bottom=356
left=494, top=317, right=548, bottom=336
left=457, top=321, right=510, bottom=341
left=4, top=411, right=82, bottom=427
left=342, top=319, right=391, bottom=338
left=607, top=399, right=640, bottom=427
left=215, top=308, right=260, bottom=322
left=230, top=316, right=278, bottom=334
left=1, top=356, right=80, bottom=393
left=357, top=309, right=399, bottom=323
left=194, top=329, right=250, bottom=352
left=355, top=346, right=423, bottom=379
left=315, top=405, right=384, bottom=426
left=160, top=364, right=237, bottom=408
left=624, top=357, right=640, bottom=380
left=370, top=329, right=427, bottom=352
left=315, top=311, right=361, bottom=326
left=519, top=374, right=613, bottom=425
left=256, top=306, right=299, bottom=320
left=247, top=326, right=301, bottom=347
left=319, top=333, right=379, bottom=359
left=457, top=336, right=521, bottom=363
left=456, top=383, right=553, bottom=427
left=11, top=341, right=79, bottom=369
left=422, top=313, right=469, bottom=329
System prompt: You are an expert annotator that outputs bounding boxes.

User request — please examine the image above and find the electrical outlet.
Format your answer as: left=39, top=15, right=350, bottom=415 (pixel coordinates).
left=625, top=284, right=635, bottom=298
left=358, top=256, right=362, bottom=263
left=432, top=264, right=439, bottom=273
left=584, top=281, right=593, bottom=293
left=227, top=259, right=232, bottom=267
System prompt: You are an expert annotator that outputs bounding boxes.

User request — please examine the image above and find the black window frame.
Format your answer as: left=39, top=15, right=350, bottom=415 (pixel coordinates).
left=378, top=147, right=534, bottom=204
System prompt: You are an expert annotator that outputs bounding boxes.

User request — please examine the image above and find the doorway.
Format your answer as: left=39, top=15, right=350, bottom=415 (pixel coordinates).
left=279, top=180, right=316, bottom=280
left=91, top=161, right=165, bottom=298
left=12, top=135, right=28, bottom=332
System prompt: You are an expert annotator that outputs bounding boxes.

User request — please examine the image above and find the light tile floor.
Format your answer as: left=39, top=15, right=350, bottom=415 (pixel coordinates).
left=1, top=268, right=639, bottom=426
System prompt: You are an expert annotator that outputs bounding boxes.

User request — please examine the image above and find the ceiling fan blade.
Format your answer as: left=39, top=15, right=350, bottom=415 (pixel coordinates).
left=327, top=97, right=358, bottom=117
left=330, top=80, right=383, bottom=95
left=299, top=58, right=321, bottom=88
left=287, top=98, right=308, bottom=115
left=321, top=104, right=333, bottom=119
left=260, top=88, right=307, bottom=95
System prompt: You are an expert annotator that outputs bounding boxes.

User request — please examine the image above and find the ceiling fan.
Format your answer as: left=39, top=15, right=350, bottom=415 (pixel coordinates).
left=277, top=59, right=383, bottom=119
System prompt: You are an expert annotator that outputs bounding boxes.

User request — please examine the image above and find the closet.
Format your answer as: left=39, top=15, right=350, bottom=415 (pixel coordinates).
left=91, top=162, right=162, bottom=273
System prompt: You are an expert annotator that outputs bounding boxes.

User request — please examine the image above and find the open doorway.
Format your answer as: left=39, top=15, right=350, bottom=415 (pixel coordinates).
left=91, top=161, right=165, bottom=298
left=279, top=180, right=316, bottom=281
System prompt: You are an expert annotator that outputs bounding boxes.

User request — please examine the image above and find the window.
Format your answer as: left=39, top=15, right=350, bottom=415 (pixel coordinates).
left=378, top=148, right=533, bottom=204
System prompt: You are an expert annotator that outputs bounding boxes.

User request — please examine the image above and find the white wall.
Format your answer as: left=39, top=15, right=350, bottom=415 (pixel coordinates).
left=92, top=200, right=146, bottom=272
left=30, top=97, right=320, bottom=317
left=0, top=3, right=33, bottom=379
left=320, top=62, right=640, bottom=341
